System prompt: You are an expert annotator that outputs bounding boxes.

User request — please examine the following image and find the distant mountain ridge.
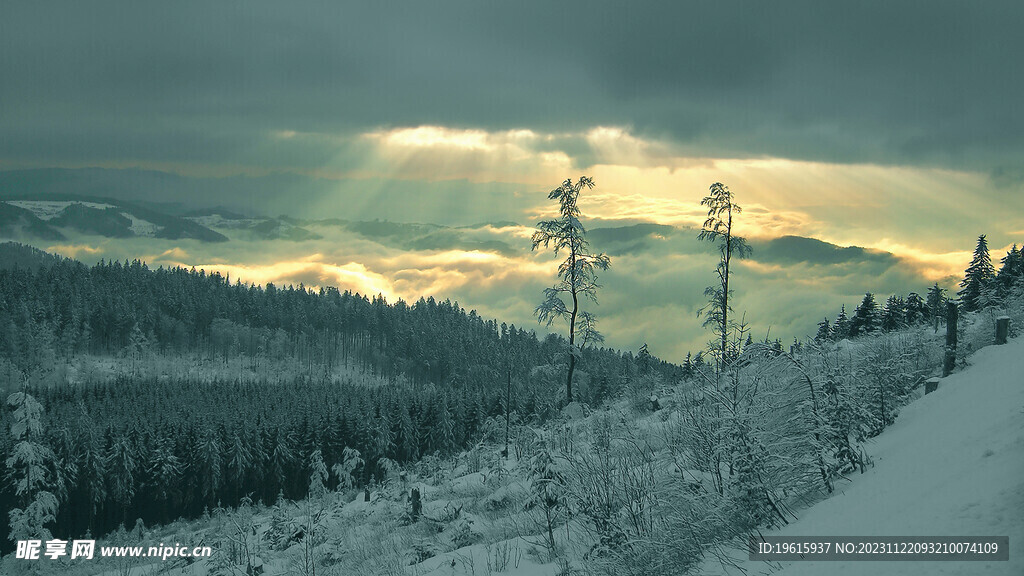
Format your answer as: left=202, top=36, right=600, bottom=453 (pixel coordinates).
left=0, top=194, right=228, bottom=242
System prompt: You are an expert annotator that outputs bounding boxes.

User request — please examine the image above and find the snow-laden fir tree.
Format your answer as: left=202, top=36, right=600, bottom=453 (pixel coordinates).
left=532, top=176, right=611, bottom=405
left=820, top=361, right=876, bottom=475
left=147, top=437, right=182, bottom=523
left=850, top=293, right=880, bottom=336
left=49, top=427, right=77, bottom=512
left=996, top=244, right=1023, bottom=298
left=331, top=447, right=363, bottom=491
left=637, top=343, right=652, bottom=375
left=881, top=295, right=906, bottom=332
left=905, top=292, right=927, bottom=325
left=77, top=408, right=107, bottom=532
left=196, top=428, right=222, bottom=507
left=226, top=432, right=252, bottom=503
left=268, top=427, right=295, bottom=499
left=6, top=391, right=60, bottom=542
left=308, top=449, right=328, bottom=500
left=431, top=394, right=456, bottom=455
left=394, top=403, right=418, bottom=462
left=958, top=234, right=995, bottom=312
left=815, top=317, right=832, bottom=343
left=106, top=434, right=137, bottom=524
left=834, top=305, right=851, bottom=340
left=681, top=352, right=694, bottom=379
left=926, top=283, right=946, bottom=332
left=528, top=447, right=565, bottom=552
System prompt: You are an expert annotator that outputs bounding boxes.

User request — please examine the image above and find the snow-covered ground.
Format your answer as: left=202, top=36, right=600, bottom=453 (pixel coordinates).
left=3, top=201, right=164, bottom=237
left=119, top=212, right=160, bottom=237
left=7, top=334, right=1021, bottom=576
left=708, top=336, right=1024, bottom=576
left=5, top=200, right=116, bottom=219
left=188, top=214, right=260, bottom=229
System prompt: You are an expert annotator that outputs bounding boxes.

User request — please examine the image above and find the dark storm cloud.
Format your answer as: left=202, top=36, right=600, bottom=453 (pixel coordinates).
left=2, top=1, right=1020, bottom=177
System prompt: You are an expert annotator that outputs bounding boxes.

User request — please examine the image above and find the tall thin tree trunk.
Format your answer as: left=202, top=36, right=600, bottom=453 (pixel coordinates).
left=566, top=245, right=579, bottom=405
left=504, top=368, right=512, bottom=458
left=721, top=207, right=732, bottom=367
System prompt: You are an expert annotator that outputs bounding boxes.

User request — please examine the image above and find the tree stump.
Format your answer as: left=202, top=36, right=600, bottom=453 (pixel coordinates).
left=996, top=316, right=1010, bottom=345
left=410, top=487, right=422, bottom=520
left=925, top=377, right=940, bottom=395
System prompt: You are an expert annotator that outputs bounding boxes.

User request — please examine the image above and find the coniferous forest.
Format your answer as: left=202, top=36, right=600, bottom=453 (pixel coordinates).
left=0, top=242, right=677, bottom=549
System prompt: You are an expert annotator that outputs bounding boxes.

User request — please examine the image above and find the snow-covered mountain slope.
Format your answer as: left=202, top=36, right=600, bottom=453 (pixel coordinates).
left=714, top=336, right=1024, bottom=576
left=6, top=200, right=117, bottom=219
left=0, top=198, right=227, bottom=242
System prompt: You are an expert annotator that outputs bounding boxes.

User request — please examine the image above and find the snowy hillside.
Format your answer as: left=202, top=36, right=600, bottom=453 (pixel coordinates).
left=709, top=335, right=1024, bottom=576
left=6, top=200, right=118, bottom=220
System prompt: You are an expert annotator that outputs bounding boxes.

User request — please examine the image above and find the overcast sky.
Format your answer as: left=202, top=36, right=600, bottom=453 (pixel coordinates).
left=2, top=2, right=1022, bottom=360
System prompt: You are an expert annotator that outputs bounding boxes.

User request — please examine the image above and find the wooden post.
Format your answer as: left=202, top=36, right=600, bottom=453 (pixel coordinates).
left=925, top=377, right=940, bottom=395
left=996, top=316, right=1010, bottom=345
left=943, top=302, right=958, bottom=377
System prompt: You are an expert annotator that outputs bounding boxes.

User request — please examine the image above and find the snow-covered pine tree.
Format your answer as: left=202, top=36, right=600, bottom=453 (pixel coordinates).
left=997, top=244, right=1023, bottom=295
left=727, top=422, right=773, bottom=531
left=267, top=427, right=295, bottom=499
left=308, top=449, right=328, bottom=500
left=637, top=343, right=652, bottom=375
left=331, top=447, right=363, bottom=491
left=681, top=352, right=694, bottom=379
left=815, top=317, right=832, bottom=343
left=77, top=408, right=107, bottom=531
left=850, top=293, right=880, bottom=336
left=834, top=305, right=851, bottom=340
left=6, top=391, right=60, bottom=542
left=881, top=296, right=906, bottom=332
left=225, top=431, right=253, bottom=504
left=394, top=402, right=419, bottom=463
left=528, top=447, right=565, bottom=552
left=820, top=361, right=876, bottom=475
left=147, top=437, right=182, bottom=523
left=22, top=316, right=56, bottom=379
left=372, top=411, right=395, bottom=461
left=266, top=490, right=292, bottom=551
left=926, top=283, right=946, bottom=332
left=905, top=292, right=927, bottom=325
left=196, top=428, right=223, bottom=507
left=958, top=234, right=995, bottom=312
left=126, top=323, right=147, bottom=369
left=431, top=394, right=456, bottom=455
left=49, top=426, right=77, bottom=511
left=105, top=434, right=137, bottom=524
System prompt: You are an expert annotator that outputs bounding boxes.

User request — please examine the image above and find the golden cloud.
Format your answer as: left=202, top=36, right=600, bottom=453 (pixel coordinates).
left=46, top=243, right=103, bottom=259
